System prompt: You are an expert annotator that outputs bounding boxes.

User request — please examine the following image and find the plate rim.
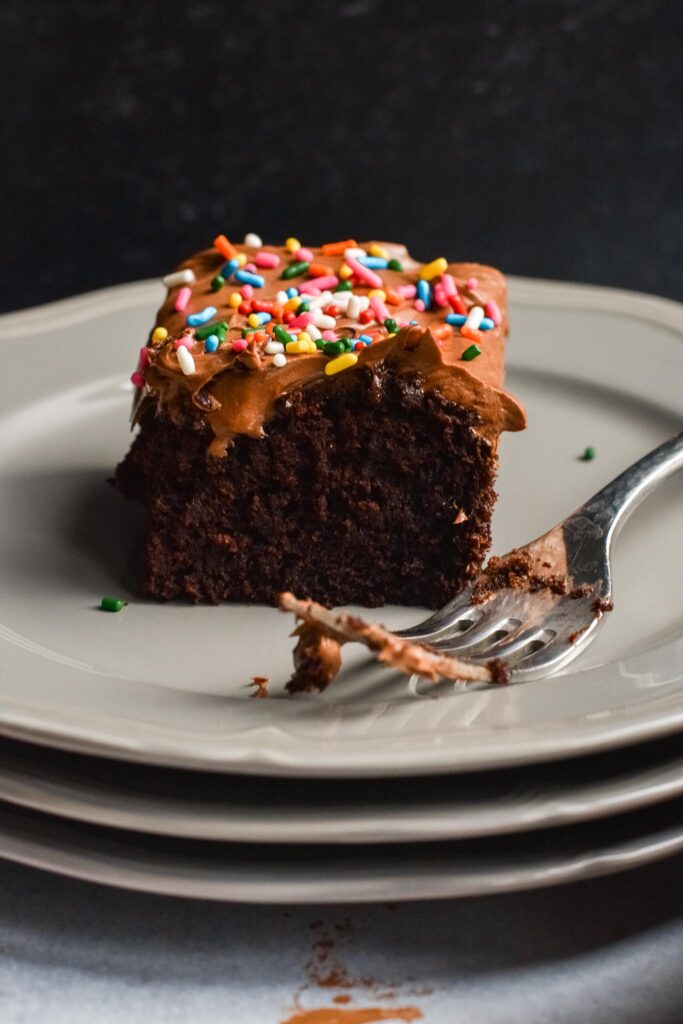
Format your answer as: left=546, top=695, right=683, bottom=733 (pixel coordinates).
left=0, top=798, right=681, bottom=903
left=0, top=276, right=682, bottom=777
left=0, top=735, right=681, bottom=843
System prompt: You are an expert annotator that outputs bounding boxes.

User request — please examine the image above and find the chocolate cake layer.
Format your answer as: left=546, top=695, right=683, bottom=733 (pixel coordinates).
left=116, top=236, right=525, bottom=607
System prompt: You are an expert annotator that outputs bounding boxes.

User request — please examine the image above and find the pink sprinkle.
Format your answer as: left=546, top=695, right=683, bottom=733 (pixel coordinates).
left=174, top=335, right=195, bottom=350
left=138, top=347, right=151, bottom=369
left=289, top=312, right=314, bottom=329
left=414, top=299, right=426, bottom=312
left=232, top=339, right=248, bottom=353
left=244, top=262, right=258, bottom=273
left=255, top=251, right=280, bottom=268
left=397, top=283, right=417, bottom=299
left=301, top=275, right=338, bottom=292
left=174, top=287, right=191, bottom=312
left=130, top=371, right=145, bottom=388
left=433, top=285, right=449, bottom=308
left=321, top=330, right=337, bottom=341
left=295, top=247, right=314, bottom=262
left=297, top=281, right=323, bottom=296
left=344, top=255, right=383, bottom=289
left=466, top=276, right=479, bottom=290
left=240, top=284, right=254, bottom=299
left=441, top=273, right=456, bottom=297
left=485, top=299, right=502, bottom=326
left=370, top=295, right=391, bottom=323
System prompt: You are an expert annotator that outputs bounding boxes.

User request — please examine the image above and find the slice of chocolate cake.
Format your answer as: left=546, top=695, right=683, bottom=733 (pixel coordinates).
left=114, top=236, right=525, bottom=607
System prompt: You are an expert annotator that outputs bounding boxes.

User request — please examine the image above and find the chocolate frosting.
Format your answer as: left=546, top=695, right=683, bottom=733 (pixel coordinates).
left=135, top=241, right=526, bottom=456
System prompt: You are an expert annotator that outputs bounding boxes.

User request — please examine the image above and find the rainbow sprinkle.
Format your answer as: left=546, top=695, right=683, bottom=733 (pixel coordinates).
left=131, top=235, right=502, bottom=389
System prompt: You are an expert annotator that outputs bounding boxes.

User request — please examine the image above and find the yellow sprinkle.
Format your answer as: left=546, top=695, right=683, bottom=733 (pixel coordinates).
left=387, top=332, right=397, bottom=338
left=248, top=313, right=261, bottom=328
left=420, top=257, right=448, bottom=281
left=236, top=253, right=247, bottom=267
left=338, top=264, right=353, bottom=280
left=285, top=237, right=300, bottom=253
left=325, top=352, right=358, bottom=375
left=369, top=243, right=389, bottom=259
left=368, top=288, right=386, bottom=300
left=298, top=331, right=312, bottom=344
left=151, top=326, right=168, bottom=343
left=284, top=297, right=300, bottom=312
left=286, top=338, right=317, bottom=354
left=228, top=292, right=242, bottom=308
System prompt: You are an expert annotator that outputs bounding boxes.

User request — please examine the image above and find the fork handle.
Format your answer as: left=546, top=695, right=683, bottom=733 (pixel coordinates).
left=577, top=429, right=683, bottom=542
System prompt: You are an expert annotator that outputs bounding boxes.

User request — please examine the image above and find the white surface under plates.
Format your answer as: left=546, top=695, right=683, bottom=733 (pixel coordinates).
left=0, top=278, right=682, bottom=775
left=0, top=854, right=681, bottom=1024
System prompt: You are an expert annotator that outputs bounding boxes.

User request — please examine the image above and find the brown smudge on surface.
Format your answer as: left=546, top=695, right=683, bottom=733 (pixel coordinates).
left=280, top=1008, right=422, bottom=1024
left=334, top=996, right=352, bottom=1005
left=248, top=675, right=270, bottom=698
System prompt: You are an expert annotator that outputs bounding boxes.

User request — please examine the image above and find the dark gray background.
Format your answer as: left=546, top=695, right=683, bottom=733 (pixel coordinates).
left=1, top=0, right=681, bottom=313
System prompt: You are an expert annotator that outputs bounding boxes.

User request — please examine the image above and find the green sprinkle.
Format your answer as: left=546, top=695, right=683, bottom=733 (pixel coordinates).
left=461, top=344, right=481, bottom=361
left=210, top=274, right=225, bottom=292
left=334, top=281, right=353, bottom=292
left=101, top=596, right=126, bottom=613
left=194, top=320, right=228, bottom=340
left=274, top=324, right=294, bottom=346
left=298, top=301, right=310, bottom=312
left=384, top=317, right=398, bottom=334
left=341, top=337, right=355, bottom=351
left=314, top=338, right=324, bottom=349
left=388, top=259, right=403, bottom=272
left=281, top=261, right=310, bottom=280
left=322, top=340, right=346, bottom=357
left=581, top=446, right=596, bottom=461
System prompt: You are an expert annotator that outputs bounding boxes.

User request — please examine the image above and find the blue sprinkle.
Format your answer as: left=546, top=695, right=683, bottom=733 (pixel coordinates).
left=357, top=256, right=389, bottom=269
left=417, top=280, right=431, bottom=308
left=445, top=313, right=467, bottom=326
left=187, top=305, right=217, bottom=326
left=221, top=258, right=240, bottom=279
left=408, top=320, right=419, bottom=325
left=358, top=334, right=373, bottom=344
left=204, top=335, right=219, bottom=353
left=480, top=317, right=495, bottom=330
left=254, top=312, right=271, bottom=325
left=235, top=269, right=265, bottom=288
left=286, top=287, right=298, bottom=298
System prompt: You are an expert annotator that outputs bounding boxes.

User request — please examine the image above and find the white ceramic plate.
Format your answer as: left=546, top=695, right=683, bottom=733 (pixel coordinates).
left=0, top=279, right=682, bottom=776
left=0, top=796, right=681, bottom=903
left=0, top=734, right=681, bottom=843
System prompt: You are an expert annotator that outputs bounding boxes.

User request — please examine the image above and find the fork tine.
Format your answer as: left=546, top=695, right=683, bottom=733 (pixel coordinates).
left=462, top=625, right=556, bottom=663
left=429, top=612, right=522, bottom=654
left=394, top=585, right=481, bottom=642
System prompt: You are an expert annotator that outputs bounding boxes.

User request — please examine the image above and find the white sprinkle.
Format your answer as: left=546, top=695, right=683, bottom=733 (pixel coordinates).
left=347, top=294, right=370, bottom=320
left=273, top=352, right=287, bottom=368
left=332, top=291, right=352, bottom=311
left=312, top=311, right=336, bottom=330
left=305, top=290, right=334, bottom=310
left=162, top=268, right=196, bottom=288
left=243, top=232, right=262, bottom=248
left=344, top=247, right=367, bottom=260
left=306, top=323, right=322, bottom=341
left=465, top=305, right=484, bottom=330
left=265, top=340, right=285, bottom=355
left=276, top=290, right=289, bottom=305
left=176, top=346, right=196, bottom=375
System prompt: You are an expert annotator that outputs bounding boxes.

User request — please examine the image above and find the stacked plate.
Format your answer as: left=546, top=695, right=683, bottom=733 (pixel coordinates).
left=0, top=275, right=681, bottom=902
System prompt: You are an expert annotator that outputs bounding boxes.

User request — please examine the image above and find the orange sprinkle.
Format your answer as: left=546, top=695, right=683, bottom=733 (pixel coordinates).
left=385, top=288, right=403, bottom=306
left=308, top=261, right=334, bottom=277
left=460, top=325, right=483, bottom=343
left=432, top=323, right=453, bottom=341
left=321, top=239, right=358, bottom=256
left=213, top=234, right=237, bottom=260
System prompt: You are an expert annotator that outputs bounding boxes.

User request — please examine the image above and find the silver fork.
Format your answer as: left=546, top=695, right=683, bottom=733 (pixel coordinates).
left=397, top=431, right=683, bottom=681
